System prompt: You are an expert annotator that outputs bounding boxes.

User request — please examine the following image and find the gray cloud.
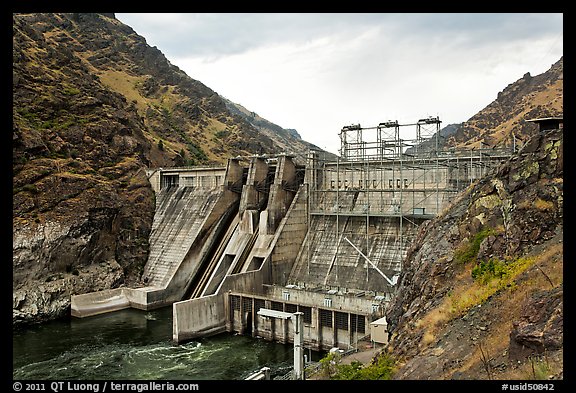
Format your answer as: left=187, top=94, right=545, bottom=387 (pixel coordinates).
left=113, top=12, right=563, bottom=155
left=117, top=13, right=374, bottom=57
left=116, top=13, right=562, bottom=59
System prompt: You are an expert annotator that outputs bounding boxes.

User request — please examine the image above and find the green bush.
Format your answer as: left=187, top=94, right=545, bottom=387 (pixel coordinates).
left=317, top=352, right=340, bottom=378
left=215, top=130, right=230, bottom=139
left=471, top=256, right=534, bottom=287
left=332, top=361, right=363, bottom=380
left=528, top=356, right=551, bottom=380
left=471, top=258, right=509, bottom=284
left=63, top=87, right=80, bottom=95
left=187, top=142, right=208, bottom=164
left=318, top=351, right=395, bottom=380
left=454, top=227, right=495, bottom=265
left=21, top=184, right=39, bottom=194
left=357, top=354, right=395, bottom=380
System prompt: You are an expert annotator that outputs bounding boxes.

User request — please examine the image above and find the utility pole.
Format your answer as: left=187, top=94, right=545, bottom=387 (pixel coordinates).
left=257, top=309, right=305, bottom=380
left=293, top=312, right=304, bottom=380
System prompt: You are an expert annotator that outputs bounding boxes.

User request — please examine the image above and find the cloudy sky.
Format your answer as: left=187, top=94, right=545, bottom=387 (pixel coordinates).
left=115, top=13, right=563, bottom=155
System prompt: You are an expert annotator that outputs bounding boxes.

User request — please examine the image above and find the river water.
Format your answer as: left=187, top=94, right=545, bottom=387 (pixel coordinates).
left=13, top=306, right=319, bottom=380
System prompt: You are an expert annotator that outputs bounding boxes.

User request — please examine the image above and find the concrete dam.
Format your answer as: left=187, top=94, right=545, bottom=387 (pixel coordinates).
left=71, top=118, right=514, bottom=352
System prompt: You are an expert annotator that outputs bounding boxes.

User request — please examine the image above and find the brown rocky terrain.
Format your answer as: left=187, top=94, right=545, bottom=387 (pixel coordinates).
left=12, top=13, right=322, bottom=326
left=384, top=126, right=563, bottom=380
left=379, top=57, right=564, bottom=380
left=442, top=57, right=563, bottom=149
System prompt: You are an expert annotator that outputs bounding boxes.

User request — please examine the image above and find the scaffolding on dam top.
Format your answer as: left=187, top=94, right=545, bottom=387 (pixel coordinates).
left=304, top=117, right=515, bottom=279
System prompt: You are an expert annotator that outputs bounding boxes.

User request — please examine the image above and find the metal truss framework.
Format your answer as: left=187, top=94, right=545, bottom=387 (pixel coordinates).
left=305, top=117, right=515, bottom=276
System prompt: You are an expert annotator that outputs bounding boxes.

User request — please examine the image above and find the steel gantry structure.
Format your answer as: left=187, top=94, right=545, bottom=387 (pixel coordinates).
left=305, top=117, right=514, bottom=280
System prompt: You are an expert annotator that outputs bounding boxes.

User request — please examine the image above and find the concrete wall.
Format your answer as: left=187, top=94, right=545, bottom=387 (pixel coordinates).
left=71, top=288, right=130, bottom=317
left=124, top=286, right=152, bottom=309
left=173, top=181, right=307, bottom=341
left=85, top=184, right=241, bottom=312
left=240, top=157, right=269, bottom=213
left=313, top=165, right=455, bottom=217
left=288, top=214, right=421, bottom=294
left=143, top=186, right=224, bottom=287
left=178, top=168, right=226, bottom=189
left=71, top=286, right=157, bottom=316
left=310, top=188, right=455, bottom=217
left=143, top=165, right=233, bottom=288
left=320, top=156, right=498, bottom=192
left=172, top=294, right=226, bottom=343
left=219, top=267, right=269, bottom=296
left=265, top=156, right=297, bottom=234
left=192, top=207, right=261, bottom=297
left=312, top=159, right=495, bottom=216
left=268, top=185, right=308, bottom=285
left=146, top=169, right=161, bottom=194
left=141, top=160, right=244, bottom=306
left=154, top=188, right=239, bottom=305
left=145, top=167, right=228, bottom=191
left=225, top=287, right=386, bottom=351
left=72, top=161, right=245, bottom=317
left=172, top=268, right=269, bottom=343
left=320, top=165, right=450, bottom=191
left=263, top=285, right=388, bottom=315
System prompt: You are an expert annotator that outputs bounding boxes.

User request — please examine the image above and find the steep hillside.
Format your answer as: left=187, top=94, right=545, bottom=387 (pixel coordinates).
left=443, top=57, right=563, bottom=149
left=384, top=127, right=563, bottom=380
left=380, top=58, right=563, bottom=380
left=222, top=98, right=331, bottom=163
left=12, top=13, right=321, bottom=325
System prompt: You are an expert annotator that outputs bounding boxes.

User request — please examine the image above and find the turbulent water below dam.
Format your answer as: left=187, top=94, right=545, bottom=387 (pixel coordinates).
left=13, top=306, right=319, bottom=380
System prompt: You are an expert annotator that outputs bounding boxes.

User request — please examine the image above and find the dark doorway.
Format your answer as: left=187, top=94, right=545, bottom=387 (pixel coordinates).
left=245, top=311, right=253, bottom=335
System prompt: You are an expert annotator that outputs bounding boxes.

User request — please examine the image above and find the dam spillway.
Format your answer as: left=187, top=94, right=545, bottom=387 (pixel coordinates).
left=143, top=185, right=223, bottom=288
left=71, top=118, right=515, bottom=352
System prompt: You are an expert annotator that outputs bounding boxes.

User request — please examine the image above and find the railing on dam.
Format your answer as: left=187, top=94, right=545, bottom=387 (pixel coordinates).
left=308, top=139, right=513, bottom=219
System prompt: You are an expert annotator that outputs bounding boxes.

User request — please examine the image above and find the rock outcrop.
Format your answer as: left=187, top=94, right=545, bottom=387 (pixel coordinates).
left=443, top=57, right=563, bottom=150
left=385, top=127, right=563, bottom=379
left=12, top=13, right=322, bottom=326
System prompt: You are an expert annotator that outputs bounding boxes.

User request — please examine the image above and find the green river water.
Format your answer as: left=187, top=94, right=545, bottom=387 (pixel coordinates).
left=12, top=306, right=317, bottom=381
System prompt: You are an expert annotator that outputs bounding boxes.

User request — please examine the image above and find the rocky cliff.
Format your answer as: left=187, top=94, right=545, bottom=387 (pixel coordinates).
left=385, top=126, right=563, bottom=379
left=382, top=57, right=564, bottom=380
left=442, top=57, right=563, bottom=149
left=222, top=98, right=331, bottom=163
left=12, top=13, right=322, bottom=326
